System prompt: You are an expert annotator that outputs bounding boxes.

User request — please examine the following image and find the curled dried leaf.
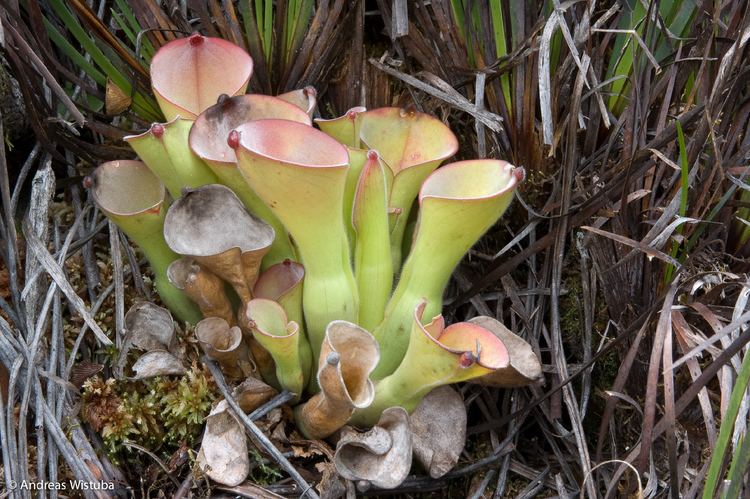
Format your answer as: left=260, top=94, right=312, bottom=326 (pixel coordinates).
left=334, top=407, right=412, bottom=489
left=409, top=386, right=466, bottom=478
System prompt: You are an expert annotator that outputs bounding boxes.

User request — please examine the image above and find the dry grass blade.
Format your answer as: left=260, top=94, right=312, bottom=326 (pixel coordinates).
left=581, top=225, right=682, bottom=267
left=538, top=10, right=558, bottom=146
left=545, top=52, right=596, bottom=499
left=67, top=0, right=149, bottom=78
left=672, top=310, right=750, bottom=370
left=583, top=460, right=644, bottom=499
left=448, top=104, right=705, bottom=309
left=369, top=57, right=503, bottom=132
left=638, top=279, right=679, bottom=473
left=21, top=224, right=112, bottom=346
left=611, top=325, right=750, bottom=490
left=672, top=310, right=717, bottom=447
left=662, top=306, right=679, bottom=495
left=217, top=483, right=286, bottom=499
left=108, top=221, right=125, bottom=349
left=729, top=284, right=750, bottom=447
left=2, top=21, right=85, bottom=126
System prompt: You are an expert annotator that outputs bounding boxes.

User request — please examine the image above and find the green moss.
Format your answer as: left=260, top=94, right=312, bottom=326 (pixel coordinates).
left=81, top=363, right=218, bottom=464
left=248, top=448, right=284, bottom=485
left=160, top=364, right=215, bottom=443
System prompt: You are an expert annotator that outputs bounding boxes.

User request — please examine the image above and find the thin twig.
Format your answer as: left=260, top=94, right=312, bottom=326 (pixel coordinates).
left=249, top=391, right=296, bottom=421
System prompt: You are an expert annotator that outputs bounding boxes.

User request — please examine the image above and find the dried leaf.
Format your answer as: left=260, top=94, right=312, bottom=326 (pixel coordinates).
left=196, top=400, right=250, bottom=486
left=167, top=442, right=191, bottom=472
left=70, top=360, right=104, bottom=389
left=271, top=418, right=289, bottom=443
left=125, top=302, right=175, bottom=352
left=130, top=350, right=186, bottom=379
left=291, top=444, right=324, bottom=459
left=317, top=461, right=347, bottom=499
left=105, top=78, right=131, bottom=115
left=410, top=386, right=466, bottom=478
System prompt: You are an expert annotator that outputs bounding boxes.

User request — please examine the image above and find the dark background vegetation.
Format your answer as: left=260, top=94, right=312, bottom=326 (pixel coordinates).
left=1, top=0, right=750, bottom=497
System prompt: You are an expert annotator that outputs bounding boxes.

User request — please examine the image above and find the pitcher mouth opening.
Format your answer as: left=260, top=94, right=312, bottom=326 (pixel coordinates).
left=151, top=35, right=253, bottom=119
left=190, top=94, right=312, bottom=165
left=91, top=160, right=165, bottom=216
left=419, top=160, right=520, bottom=203
left=234, top=119, right=349, bottom=168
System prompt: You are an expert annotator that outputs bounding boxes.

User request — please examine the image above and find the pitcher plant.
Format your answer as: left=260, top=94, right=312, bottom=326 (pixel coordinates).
left=91, top=33, right=543, bottom=487
left=372, top=160, right=524, bottom=377
left=88, top=160, right=200, bottom=323
left=125, top=117, right=218, bottom=199
left=189, top=94, right=311, bottom=265
left=356, top=107, right=459, bottom=268
left=351, top=301, right=510, bottom=427
left=163, top=184, right=274, bottom=304
left=232, top=119, right=358, bottom=363
left=243, top=298, right=312, bottom=400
